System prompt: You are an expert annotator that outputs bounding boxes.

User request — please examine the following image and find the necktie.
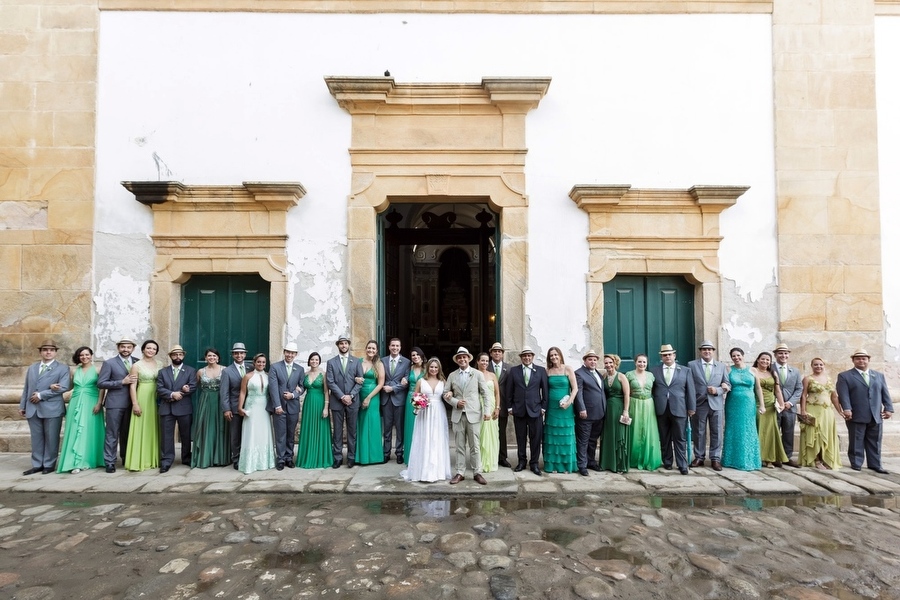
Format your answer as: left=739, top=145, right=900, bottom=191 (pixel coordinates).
left=173, top=366, right=180, bottom=380
left=494, top=364, right=501, bottom=378
left=341, top=356, right=347, bottom=373
left=524, top=367, right=530, bottom=385
left=286, top=364, right=292, bottom=378
left=704, top=362, right=711, bottom=381
left=591, top=369, right=602, bottom=387
left=39, top=364, right=48, bottom=375
left=780, top=365, right=787, bottom=382
left=665, top=366, right=672, bottom=385
left=238, top=364, right=245, bottom=377
left=122, top=358, right=130, bottom=371
left=390, top=359, right=396, bottom=375
left=863, top=371, right=870, bottom=386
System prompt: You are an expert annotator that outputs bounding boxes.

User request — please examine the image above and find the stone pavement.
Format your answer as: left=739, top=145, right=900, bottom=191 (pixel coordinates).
left=1, top=453, right=898, bottom=498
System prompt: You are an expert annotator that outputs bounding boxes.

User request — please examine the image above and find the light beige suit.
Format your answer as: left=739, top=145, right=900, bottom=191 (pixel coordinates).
left=444, top=368, right=487, bottom=475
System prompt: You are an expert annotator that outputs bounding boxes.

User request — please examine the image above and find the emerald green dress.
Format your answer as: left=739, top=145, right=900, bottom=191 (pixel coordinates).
left=57, top=366, right=105, bottom=472
left=356, top=367, right=382, bottom=465
left=402, top=367, right=424, bottom=465
left=600, top=372, right=631, bottom=473
left=757, top=374, right=789, bottom=464
left=297, top=372, right=331, bottom=468
left=191, top=368, right=230, bottom=468
left=626, top=370, right=662, bottom=470
left=124, top=361, right=160, bottom=472
left=542, top=374, right=577, bottom=472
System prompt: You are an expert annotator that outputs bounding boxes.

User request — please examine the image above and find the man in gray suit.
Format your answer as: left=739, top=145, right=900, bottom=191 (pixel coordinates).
left=687, top=341, right=730, bottom=471
left=156, top=344, right=197, bottom=473
left=380, top=338, right=410, bottom=464
left=97, top=336, right=138, bottom=472
left=773, top=343, right=802, bottom=467
left=443, top=346, right=488, bottom=485
left=219, top=342, right=247, bottom=470
left=574, top=350, right=607, bottom=476
left=20, top=339, right=70, bottom=475
left=326, top=335, right=363, bottom=468
left=836, top=349, right=894, bottom=473
left=651, top=344, right=696, bottom=475
left=268, top=341, right=305, bottom=470
left=489, top=342, right=513, bottom=468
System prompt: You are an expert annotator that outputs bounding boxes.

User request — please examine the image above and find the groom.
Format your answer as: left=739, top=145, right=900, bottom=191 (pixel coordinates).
left=443, top=346, right=488, bottom=485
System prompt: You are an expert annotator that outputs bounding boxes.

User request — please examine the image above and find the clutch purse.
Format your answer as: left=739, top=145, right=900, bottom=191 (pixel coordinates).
left=798, top=414, right=816, bottom=426
left=619, top=414, right=632, bottom=426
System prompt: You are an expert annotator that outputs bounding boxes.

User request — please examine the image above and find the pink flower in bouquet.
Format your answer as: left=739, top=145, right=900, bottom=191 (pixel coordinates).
left=412, top=392, right=429, bottom=414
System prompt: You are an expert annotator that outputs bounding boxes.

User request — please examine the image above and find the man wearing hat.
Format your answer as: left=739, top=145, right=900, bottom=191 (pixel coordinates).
left=773, top=343, right=802, bottom=467
left=20, top=339, right=70, bottom=475
left=488, top=342, right=513, bottom=468
left=687, top=341, right=730, bottom=471
left=219, top=342, right=248, bottom=469
left=836, top=350, right=894, bottom=473
left=504, top=346, right=549, bottom=476
left=651, top=344, right=696, bottom=475
left=326, top=335, right=364, bottom=468
left=156, top=344, right=197, bottom=473
left=574, top=350, right=607, bottom=476
left=443, top=346, right=489, bottom=484
left=98, top=336, right=139, bottom=472
left=268, top=341, right=306, bottom=470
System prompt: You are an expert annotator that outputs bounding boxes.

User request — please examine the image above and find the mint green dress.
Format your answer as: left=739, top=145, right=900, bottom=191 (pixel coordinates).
left=356, top=367, right=382, bottom=465
left=402, top=367, right=424, bottom=464
left=542, top=374, right=577, bottom=472
left=125, top=361, right=160, bottom=472
left=57, top=367, right=105, bottom=472
left=626, top=370, right=662, bottom=470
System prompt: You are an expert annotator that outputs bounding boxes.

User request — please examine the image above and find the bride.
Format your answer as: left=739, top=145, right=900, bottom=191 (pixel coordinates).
left=401, top=357, right=452, bottom=482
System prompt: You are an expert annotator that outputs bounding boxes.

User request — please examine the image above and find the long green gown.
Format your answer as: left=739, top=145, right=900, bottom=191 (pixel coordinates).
left=402, top=367, right=423, bottom=465
left=480, top=379, right=500, bottom=473
left=626, top=370, right=662, bottom=470
left=356, top=367, right=382, bottom=465
left=191, top=368, right=230, bottom=468
left=57, top=366, right=105, bottom=472
left=297, top=372, right=332, bottom=468
left=799, top=379, right=842, bottom=469
left=721, top=367, right=762, bottom=470
left=600, top=372, right=631, bottom=473
left=542, top=374, right=577, bottom=472
left=757, top=374, right=789, bottom=464
left=124, top=361, right=160, bottom=472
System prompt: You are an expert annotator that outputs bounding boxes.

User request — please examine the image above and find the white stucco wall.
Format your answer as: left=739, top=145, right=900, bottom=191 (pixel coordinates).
left=95, top=12, right=776, bottom=363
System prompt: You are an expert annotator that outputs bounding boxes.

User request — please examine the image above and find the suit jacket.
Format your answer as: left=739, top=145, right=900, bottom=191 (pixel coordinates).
left=98, top=354, right=138, bottom=410
left=156, top=364, right=198, bottom=416
left=380, top=355, right=411, bottom=407
left=775, top=363, right=803, bottom=413
left=445, top=368, right=488, bottom=425
left=219, top=362, right=245, bottom=413
left=574, top=366, right=607, bottom=421
left=504, top=364, right=549, bottom=418
left=836, top=368, right=894, bottom=424
left=492, top=361, right=512, bottom=413
left=20, top=360, right=70, bottom=419
left=268, top=360, right=305, bottom=414
left=687, top=359, right=729, bottom=411
left=326, top=354, right=363, bottom=410
left=650, top=362, right=697, bottom=418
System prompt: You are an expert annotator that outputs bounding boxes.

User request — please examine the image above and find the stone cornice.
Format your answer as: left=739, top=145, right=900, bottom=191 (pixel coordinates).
left=123, top=181, right=306, bottom=211
left=569, top=184, right=747, bottom=213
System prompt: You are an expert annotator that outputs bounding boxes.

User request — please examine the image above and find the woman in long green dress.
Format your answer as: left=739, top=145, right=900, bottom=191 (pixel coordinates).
left=297, top=352, right=332, bottom=468
left=722, top=347, right=765, bottom=471
left=125, top=339, right=161, bottom=472
left=402, top=347, right=425, bottom=465
left=753, top=351, right=789, bottom=468
left=477, top=352, right=502, bottom=473
left=192, top=348, right=229, bottom=468
left=57, top=346, right=105, bottom=473
left=799, top=358, right=843, bottom=470
left=626, top=354, right=662, bottom=470
left=356, top=340, right=385, bottom=465
left=542, top=346, right=578, bottom=473
left=600, top=354, right=632, bottom=473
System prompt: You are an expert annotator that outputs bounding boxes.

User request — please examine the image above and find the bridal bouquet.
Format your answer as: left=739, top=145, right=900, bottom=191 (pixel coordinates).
left=412, top=392, right=429, bottom=414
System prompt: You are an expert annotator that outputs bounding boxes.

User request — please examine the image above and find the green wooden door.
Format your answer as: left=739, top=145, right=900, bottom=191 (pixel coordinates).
left=603, top=275, right=694, bottom=372
left=181, top=275, right=270, bottom=369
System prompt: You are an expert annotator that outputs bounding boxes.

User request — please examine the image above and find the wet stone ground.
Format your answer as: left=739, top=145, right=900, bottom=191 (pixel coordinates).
left=1, top=492, right=900, bottom=599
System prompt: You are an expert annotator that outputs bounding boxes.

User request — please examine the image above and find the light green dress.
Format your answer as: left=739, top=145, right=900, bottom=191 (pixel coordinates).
left=799, top=379, right=842, bottom=469
left=757, top=375, right=789, bottom=464
left=626, top=370, right=662, bottom=470
left=125, top=361, right=160, bottom=472
left=480, top=379, right=500, bottom=473
left=57, top=366, right=105, bottom=472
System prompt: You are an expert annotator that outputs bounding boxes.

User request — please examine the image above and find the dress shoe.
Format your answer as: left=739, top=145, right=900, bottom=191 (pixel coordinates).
left=42, top=468, right=53, bottom=475
left=578, top=468, right=589, bottom=477
left=773, top=462, right=783, bottom=468
left=530, top=465, right=542, bottom=476
left=396, top=456, right=404, bottom=465
left=286, top=460, right=295, bottom=468
left=23, top=467, right=42, bottom=476
left=182, top=454, right=192, bottom=465
left=690, top=458, right=703, bottom=468
left=450, top=473, right=464, bottom=484
left=332, top=460, right=342, bottom=469
left=870, top=467, right=889, bottom=474
left=233, top=462, right=239, bottom=470
left=588, top=463, right=602, bottom=472
left=383, top=455, right=391, bottom=464
left=473, top=473, right=487, bottom=485
left=514, top=463, right=525, bottom=472
left=276, top=462, right=285, bottom=471
left=347, top=460, right=355, bottom=468
left=851, top=465, right=862, bottom=471
left=679, top=468, right=689, bottom=475
left=711, top=461, right=723, bottom=472
left=105, top=465, right=116, bottom=473
left=160, top=465, right=170, bottom=473
left=663, top=464, right=673, bottom=470
left=785, top=460, right=801, bottom=468
left=498, top=459, right=512, bottom=468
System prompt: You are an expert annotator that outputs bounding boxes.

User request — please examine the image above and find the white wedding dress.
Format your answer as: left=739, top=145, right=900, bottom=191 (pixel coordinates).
left=401, top=379, right=451, bottom=482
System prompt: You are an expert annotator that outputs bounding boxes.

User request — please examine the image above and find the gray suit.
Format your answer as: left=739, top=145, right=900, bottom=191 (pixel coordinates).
left=98, top=354, right=137, bottom=467
left=836, top=368, right=894, bottom=470
left=650, top=362, right=696, bottom=472
left=326, top=354, right=363, bottom=463
left=20, top=360, right=70, bottom=471
left=574, top=366, right=607, bottom=470
left=775, top=363, right=803, bottom=458
left=445, top=368, right=487, bottom=475
left=268, top=360, right=305, bottom=466
left=380, top=355, right=410, bottom=460
left=219, top=362, right=245, bottom=466
left=687, top=359, right=728, bottom=462
left=157, top=364, right=197, bottom=469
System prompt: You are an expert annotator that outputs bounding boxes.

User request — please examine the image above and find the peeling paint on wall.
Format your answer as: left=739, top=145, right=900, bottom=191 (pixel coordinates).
left=93, top=269, right=152, bottom=358
left=289, top=240, right=350, bottom=355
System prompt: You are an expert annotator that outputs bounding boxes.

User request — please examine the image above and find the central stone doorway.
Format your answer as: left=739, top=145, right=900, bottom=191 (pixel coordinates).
left=380, top=202, right=498, bottom=367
